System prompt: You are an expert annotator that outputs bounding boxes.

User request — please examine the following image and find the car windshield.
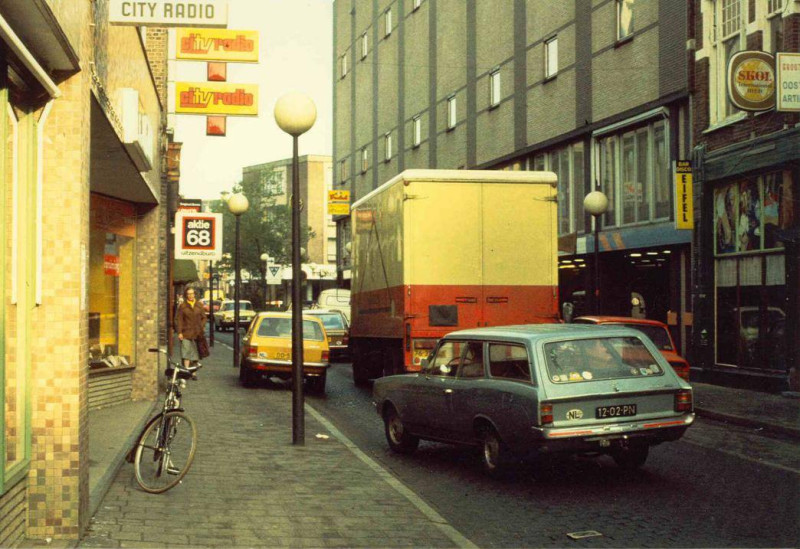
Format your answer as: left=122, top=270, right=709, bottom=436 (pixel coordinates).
left=617, top=324, right=673, bottom=351
left=544, top=337, right=663, bottom=383
left=310, top=313, right=345, bottom=330
left=256, top=317, right=324, bottom=341
left=221, top=302, right=251, bottom=311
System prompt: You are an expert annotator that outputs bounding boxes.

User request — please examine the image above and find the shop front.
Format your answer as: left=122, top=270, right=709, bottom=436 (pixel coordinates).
left=693, top=129, right=800, bottom=391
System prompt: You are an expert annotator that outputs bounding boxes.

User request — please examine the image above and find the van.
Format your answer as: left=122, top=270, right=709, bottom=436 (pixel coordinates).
left=316, top=289, right=350, bottom=323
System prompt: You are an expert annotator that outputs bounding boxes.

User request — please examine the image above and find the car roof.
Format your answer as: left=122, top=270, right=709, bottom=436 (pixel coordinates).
left=254, top=311, right=323, bottom=322
left=304, top=309, right=344, bottom=315
left=445, top=323, right=645, bottom=341
left=574, top=316, right=668, bottom=327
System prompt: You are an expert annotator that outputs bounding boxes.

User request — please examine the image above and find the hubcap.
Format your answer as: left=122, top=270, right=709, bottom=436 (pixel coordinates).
left=389, top=416, right=403, bottom=443
left=484, top=436, right=498, bottom=469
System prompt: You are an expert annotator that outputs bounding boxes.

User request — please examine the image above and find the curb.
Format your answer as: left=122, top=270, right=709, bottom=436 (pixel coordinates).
left=694, top=407, right=800, bottom=440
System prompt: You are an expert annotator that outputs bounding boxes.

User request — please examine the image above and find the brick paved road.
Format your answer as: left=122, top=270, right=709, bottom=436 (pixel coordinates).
left=80, top=347, right=470, bottom=548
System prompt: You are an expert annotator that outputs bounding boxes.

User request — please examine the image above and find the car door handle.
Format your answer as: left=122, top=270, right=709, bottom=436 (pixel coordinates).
left=444, top=389, right=453, bottom=395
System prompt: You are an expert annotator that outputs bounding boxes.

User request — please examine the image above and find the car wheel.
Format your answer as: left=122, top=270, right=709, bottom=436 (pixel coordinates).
left=383, top=406, right=419, bottom=454
left=480, top=426, right=510, bottom=476
left=612, top=445, right=649, bottom=470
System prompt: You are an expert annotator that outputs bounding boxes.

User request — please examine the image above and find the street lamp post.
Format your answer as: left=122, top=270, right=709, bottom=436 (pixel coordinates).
left=584, top=190, right=609, bottom=315
left=260, top=252, right=271, bottom=310
left=274, top=92, right=317, bottom=446
left=227, top=193, right=249, bottom=368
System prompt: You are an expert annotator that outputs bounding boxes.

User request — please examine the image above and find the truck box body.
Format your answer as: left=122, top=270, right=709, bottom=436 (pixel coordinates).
left=350, top=169, right=558, bottom=381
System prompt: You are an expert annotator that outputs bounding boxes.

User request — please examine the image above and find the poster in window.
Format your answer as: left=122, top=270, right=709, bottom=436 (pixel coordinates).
left=737, top=180, right=761, bottom=252
left=714, top=183, right=737, bottom=254
left=764, top=171, right=796, bottom=249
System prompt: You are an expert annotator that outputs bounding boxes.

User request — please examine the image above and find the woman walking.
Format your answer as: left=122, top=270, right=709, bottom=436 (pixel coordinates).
left=175, top=286, right=206, bottom=368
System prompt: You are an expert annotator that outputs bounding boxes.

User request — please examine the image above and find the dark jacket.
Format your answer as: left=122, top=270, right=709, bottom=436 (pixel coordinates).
left=175, top=300, right=206, bottom=340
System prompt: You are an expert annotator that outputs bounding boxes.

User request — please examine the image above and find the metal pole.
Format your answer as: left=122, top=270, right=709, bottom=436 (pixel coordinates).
left=594, top=216, right=601, bottom=314
left=291, top=135, right=305, bottom=445
left=209, top=261, right=215, bottom=347
left=234, top=215, right=241, bottom=367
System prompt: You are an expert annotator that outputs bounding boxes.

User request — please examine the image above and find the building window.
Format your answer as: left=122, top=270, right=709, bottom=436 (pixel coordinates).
left=384, top=132, right=392, bottom=162
left=361, top=32, right=368, bottom=60
left=340, top=53, right=348, bottom=79
left=545, top=36, right=558, bottom=79
left=768, top=0, right=783, bottom=13
left=596, top=118, right=671, bottom=228
left=532, top=143, right=585, bottom=236
left=339, top=158, right=349, bottom=183
left=384, top=9, right=392, bottom=37
left=413, top=0, right=422, bottom=11
left=447, top=95, right=457, bottom=130
left=489, top=70, right=501, bottom=108
left=361, top=147, right=369, bottom=173
left=412, top=115, right=422, bottom=148
left=708, top=0, right=744, bottom=123
left=617, top=0, right=634, bottom=41
left=327, top=238, right=338, bottom=263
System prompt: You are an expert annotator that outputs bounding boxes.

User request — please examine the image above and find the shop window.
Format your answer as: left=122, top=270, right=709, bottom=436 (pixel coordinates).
left=596, top=118, right=670, bottom=228
left=89, top=195, right=137, bottom=370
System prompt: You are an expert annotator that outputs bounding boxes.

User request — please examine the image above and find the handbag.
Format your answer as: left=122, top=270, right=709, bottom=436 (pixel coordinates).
left=196, top=334, right=210, bottom=359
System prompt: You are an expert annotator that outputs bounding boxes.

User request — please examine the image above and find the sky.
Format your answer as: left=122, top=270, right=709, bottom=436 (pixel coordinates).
left=170, top=0, right=333, bottom=200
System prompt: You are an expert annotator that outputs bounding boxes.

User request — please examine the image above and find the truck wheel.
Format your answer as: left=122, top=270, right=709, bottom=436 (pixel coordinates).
left=384, top=405, right=418, bottom=454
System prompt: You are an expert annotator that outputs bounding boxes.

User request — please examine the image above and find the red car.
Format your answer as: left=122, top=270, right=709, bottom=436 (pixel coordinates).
left=573, top=316, right=691, bottom=381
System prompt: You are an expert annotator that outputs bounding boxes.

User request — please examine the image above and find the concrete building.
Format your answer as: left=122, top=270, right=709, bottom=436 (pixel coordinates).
left=690, top=0, right=800, bottom=391
left=333, top=0, right=693, bottom=351
left=242, top=155, right=338, bottom=301
left=0, top=1, right=173, bottom=543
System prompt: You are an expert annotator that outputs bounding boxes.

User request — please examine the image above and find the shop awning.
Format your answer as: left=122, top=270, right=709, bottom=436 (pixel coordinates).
left=173, top=259, right=199, bottom=284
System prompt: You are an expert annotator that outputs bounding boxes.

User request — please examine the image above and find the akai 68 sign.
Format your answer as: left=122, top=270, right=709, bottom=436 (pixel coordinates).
left=175, top=211, right=223, bottom=260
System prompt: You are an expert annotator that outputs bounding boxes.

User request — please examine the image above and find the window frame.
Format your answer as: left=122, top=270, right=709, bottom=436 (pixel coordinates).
left=361, top=147, right=369, bottom=174
left=340, top=53, right=348, bottom=79
left=446, top=95, right=457, bottom=131
left=710, top=0, right=745, bottom=125
left=545, top=36, right=559, bottom=79
left=339, top=158, right=348, bottom=183
left=384, top=132, right=392, bottom=162
left=489, top=69, right=501, bottom=108
left=487, top=342, right=533, bottom=384
left=413, top=0, right=422, bottom=11
left=412, top=115, right=422, bottom=148
left=361, top=32, right=369, bottom=60
left=384, top=8, right=392, bottom=38
left=532, top=141, right=586, bottom=236
left=616, top=0, right=634, bottom=41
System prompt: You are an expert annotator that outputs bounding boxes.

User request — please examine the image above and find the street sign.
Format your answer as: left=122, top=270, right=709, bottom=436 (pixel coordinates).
left=109, top=0, right=228, bottom=27
left=266, top=264, right=282, bottom=285
left=175, top=211, right=223, bottom=260
left=673, top=161, right=694, bottom=230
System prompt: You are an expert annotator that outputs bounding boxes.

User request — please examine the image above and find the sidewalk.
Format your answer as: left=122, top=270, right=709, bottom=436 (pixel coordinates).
left=79, top=343, right=473, bottom=548
left=75, top=344, right=800, bottom=548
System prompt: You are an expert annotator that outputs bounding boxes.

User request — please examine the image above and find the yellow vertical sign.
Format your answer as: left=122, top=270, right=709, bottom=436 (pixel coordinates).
left=328, top=189, right=351, bottom=216
left=674, top=161, right=694, bottom=230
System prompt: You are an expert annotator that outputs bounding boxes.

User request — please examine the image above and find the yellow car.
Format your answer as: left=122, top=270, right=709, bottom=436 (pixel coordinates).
left=239, top=312, right=330, bottom=393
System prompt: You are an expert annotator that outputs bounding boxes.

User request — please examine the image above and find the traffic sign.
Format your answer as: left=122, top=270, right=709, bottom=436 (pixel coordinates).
left=266, top=264, right=282, bottom=285
left=175, top=211, right=223, bottom=260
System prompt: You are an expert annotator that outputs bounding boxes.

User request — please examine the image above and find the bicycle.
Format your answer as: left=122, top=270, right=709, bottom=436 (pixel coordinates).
left=132, top=347, right=200, bottom=493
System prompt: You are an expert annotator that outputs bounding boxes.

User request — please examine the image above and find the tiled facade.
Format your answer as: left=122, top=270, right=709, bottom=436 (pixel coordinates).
left=0, top=0, right=171, bottom=543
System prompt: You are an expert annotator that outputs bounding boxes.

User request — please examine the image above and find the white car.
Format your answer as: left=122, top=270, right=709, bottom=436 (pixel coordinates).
left=214, top=300, right=256, bottom=331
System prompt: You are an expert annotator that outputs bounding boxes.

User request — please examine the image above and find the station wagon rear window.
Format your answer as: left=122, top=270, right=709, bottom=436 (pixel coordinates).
left=256, top=317, right=325, bottom=341
left=311, top=313, right=346, bottom=330
left=544, top=337, right=663, bottom=383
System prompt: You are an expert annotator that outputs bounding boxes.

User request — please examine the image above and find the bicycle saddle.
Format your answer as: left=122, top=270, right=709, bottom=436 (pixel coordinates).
left=165, top=365, right=198, bottom=380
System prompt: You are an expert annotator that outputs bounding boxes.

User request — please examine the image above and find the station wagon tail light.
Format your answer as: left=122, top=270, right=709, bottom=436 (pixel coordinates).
left=540, top=403, right=554, bottom=425
left=321, top=350, right=330, bottom=362
left=674, top=390, right=693, bottom=413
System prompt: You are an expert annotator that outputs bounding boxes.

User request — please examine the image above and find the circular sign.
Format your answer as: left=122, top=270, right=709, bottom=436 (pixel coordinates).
left=728, top=51, right=776, bottom=111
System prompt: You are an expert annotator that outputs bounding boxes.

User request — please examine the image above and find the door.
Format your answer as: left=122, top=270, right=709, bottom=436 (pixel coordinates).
left=405, top=340, right=463, bottom=438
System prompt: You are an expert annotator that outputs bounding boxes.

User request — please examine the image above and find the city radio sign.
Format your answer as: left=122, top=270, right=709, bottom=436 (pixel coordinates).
left=177, top=28, right=259, bottom=63
left=175, top=211, right=223, bottom=260
left=175, top=82, right=258, bottom=116
left=109, top=0, right=228, bottom=27
left=728, top=51, right=775, bottom=111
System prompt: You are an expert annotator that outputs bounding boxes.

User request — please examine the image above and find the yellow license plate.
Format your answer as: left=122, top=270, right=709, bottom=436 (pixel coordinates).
left=274, top=351, right=290, bottom=360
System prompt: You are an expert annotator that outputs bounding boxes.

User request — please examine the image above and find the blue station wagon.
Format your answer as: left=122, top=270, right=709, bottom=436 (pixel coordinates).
left=372, top=324, right=694, bottom=475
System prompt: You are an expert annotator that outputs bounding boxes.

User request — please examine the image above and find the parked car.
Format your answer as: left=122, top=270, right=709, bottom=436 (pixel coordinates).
left=239, top=312, right=330, bottom=393
left=315, top=288, right=350, bottom=323
left=214, top=300, right=256, bottom=331
left=372, top=324, right=694, bottom=475
left=303, top=308, right=350, bottom=361
left=202, top=299, right=222, bottom=314
left=572, top=316, right=691, bottom=381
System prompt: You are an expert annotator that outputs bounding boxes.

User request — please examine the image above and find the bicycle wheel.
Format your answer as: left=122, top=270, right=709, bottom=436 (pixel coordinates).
left=133, top=410, right=197, bottom=493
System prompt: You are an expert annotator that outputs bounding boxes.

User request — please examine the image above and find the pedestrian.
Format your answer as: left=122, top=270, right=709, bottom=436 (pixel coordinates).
left=175, top=286, right=206, bottom=368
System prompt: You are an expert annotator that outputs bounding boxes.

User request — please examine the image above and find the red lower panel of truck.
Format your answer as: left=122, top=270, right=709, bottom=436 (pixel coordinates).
left=352, top=284, right=559, bottom=370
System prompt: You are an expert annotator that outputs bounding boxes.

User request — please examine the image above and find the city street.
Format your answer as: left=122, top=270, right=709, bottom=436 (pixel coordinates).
left=83, top=330, right=800, bottom=548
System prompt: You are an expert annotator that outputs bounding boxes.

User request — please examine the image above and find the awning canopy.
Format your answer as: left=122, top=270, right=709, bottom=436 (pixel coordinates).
left=173, top=259, right=199, bottom=284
